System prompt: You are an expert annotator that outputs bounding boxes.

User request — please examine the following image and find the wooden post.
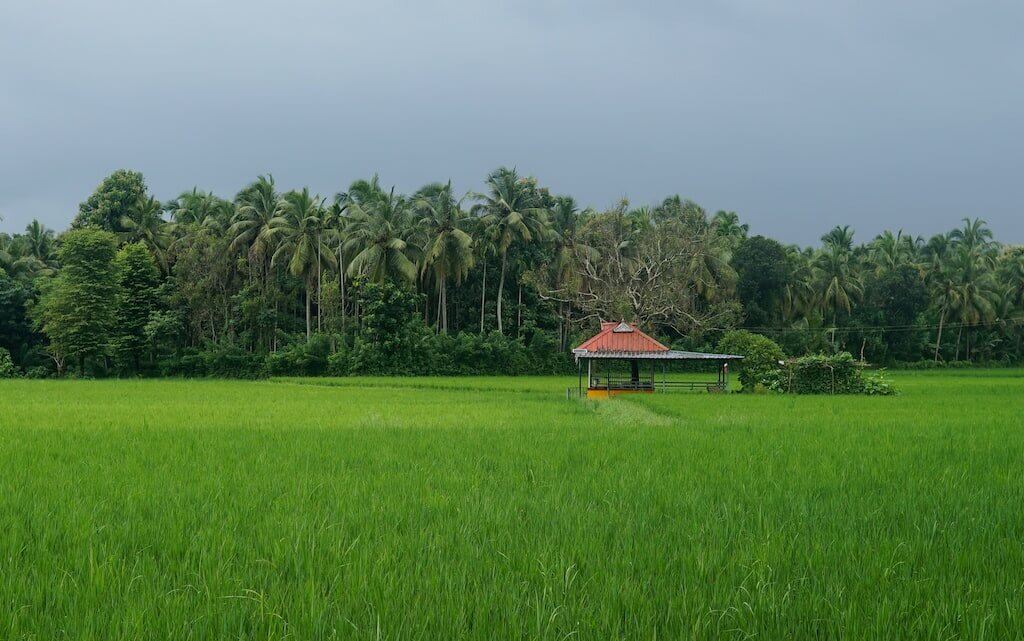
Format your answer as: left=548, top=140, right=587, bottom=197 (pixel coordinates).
left=578, top=359, right=583, bottom=397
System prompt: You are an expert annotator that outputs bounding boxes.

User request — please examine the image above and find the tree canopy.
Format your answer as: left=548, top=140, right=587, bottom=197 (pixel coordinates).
left=1, top=168, right=1022, bottom=377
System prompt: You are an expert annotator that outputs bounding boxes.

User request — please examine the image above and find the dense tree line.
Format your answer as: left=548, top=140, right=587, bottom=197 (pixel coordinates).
left=1, top=168, right=1023, bottom=377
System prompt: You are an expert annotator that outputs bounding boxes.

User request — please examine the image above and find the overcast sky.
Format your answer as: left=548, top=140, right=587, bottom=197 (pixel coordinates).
left=2, top=0, right=1022, bottom=245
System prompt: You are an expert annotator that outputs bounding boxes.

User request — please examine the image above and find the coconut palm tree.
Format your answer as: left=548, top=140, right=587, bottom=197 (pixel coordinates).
left=415, top=182, right=474, bottom=334
left=998, top=247, right=1024, bottom=311
left=951, top=217, right=994, bottom=257
left=269, top=188, right=336, bottom=339
left=120, top=196, right=171, bottom=272
left=0, top=234, right=49, bottom=281
left=821, top=225, right=855, bottom=253
left=21, top=220, right=57, bottom=269
left=472, top=167, right=549, bottom=334
left=343, top=187, right=419, bottom=285
left=869, top=229, right=918, bottom=275
left=928, top=266, right=960, bottom=362
left=547, top=197, right=597, bottom=348
left=782, top=246, right=816, bottom=324
left=229, top=175, right=281, bottom=288
left=946, top=222, right=998, bottom=360
left=711, top=210, right=748, bottom=250
left=167, top=188, right=233, bottom=235
left=815, top=242, right=862, bottom=328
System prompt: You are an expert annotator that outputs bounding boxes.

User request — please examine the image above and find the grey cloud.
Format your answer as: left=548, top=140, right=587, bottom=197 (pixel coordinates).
left=2, top=0, right=1022, bottom=244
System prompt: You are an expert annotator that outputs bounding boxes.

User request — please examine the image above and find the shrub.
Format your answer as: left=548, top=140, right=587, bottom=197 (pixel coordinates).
left=716, top=330, right=785, bottom=392
left=24, top=366, right=53, bottom=379
left=327, top=349, right=351, bottom=376
left=160, top=344, right=267, bottom=379
left=266, top=334, right=332, bottom=376
left=770, top=352, right=893, bottom=395
left=0, top=347, right=19, bottom=378
left=863, top=369, right=898, bottom=396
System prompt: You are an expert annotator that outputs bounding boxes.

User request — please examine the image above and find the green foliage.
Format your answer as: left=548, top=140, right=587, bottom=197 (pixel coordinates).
left=10, top=169, right=1024, bottom=377
left=266, top=334, right=333, bottom=376
left=73, top=169, right=149, bottom=232
left=772, top=352, right=871, bottom=394
left=161, top=343, right=267, bottom=379
left=34, top=229, right=119, bottom=374
left=0, top=347, right=18, bottom=378
left=0, top=272, right=38, bottom=367
left=717, top=330, right=785, bottom=392
left=863, top=369, right=898, bottom=395
left=734, top=235, right=789, bottom=327
left=347, top=280, right=435, bottom=375
left=112, top=243, right=160, bottom=374
left=326, top=348, right=352, bottom=376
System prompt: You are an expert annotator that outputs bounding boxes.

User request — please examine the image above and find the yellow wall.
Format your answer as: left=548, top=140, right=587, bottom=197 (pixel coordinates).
left=586, top=388, right=654, bottom=400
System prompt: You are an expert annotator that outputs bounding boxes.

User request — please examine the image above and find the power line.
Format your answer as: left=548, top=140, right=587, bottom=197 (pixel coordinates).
left=725, top=315, right=1024, bottom=335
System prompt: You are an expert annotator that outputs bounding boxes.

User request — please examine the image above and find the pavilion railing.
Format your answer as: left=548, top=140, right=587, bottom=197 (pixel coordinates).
left=589, top=376, right=726, bottom=393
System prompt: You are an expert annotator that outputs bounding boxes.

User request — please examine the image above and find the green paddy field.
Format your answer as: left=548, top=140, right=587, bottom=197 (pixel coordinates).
left=1, top=370, right=1023, bottom=640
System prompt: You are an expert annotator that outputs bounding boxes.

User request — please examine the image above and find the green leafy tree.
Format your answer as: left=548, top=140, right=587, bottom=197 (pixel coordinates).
left=74, top=170, right=148, bottom=232
left=34, top=229, right=119, bottom=374
left=0, top=347, right=17, bottom=377
left=862, top=264, right=929, bottom=361
left=0, top=272, right=38, bottom=365
left=112, top=243, right=160, bottom=373
left=733, top=235, right=789, bottom=328
left=717, top=330, right=785, bottom=392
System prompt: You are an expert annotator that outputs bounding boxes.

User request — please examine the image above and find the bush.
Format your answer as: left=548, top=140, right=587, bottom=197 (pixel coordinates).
left=266, top=334, right=332, bottom=376
left=0, top=347, right=19, bottom=378
left=327, top=349, right=351, bottom=376
left=160, top=344, right=267, bottom=379
left=770, top=352, right=897, bottom=395
left=24, top=365, right=53, bottom=379
left=716, top=330, right=785, bottom=392
left=863, top=370, right=898, bottom=395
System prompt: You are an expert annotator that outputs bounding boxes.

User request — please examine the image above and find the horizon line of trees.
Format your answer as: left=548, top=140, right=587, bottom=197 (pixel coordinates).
left=2, top=168, right=1023, bottom=377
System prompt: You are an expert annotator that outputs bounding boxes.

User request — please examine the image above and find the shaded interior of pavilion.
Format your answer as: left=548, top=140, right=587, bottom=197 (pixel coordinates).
left=574, top=350, right=744, bottom=398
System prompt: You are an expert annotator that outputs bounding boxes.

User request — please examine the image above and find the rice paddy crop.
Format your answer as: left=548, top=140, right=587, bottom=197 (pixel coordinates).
left=1, top=370, right=1023, bottom=639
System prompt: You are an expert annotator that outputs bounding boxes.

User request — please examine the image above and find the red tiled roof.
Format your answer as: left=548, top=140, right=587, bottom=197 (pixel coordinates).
left=574, top=322, right=668, bottom=353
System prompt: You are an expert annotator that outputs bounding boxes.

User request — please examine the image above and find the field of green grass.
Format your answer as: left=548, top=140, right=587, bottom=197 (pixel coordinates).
left=2, top=370, right=1023, bottom=639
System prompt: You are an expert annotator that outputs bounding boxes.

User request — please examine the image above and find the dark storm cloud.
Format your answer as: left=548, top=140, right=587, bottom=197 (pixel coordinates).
left=2, top=0, right=1022, bottom=244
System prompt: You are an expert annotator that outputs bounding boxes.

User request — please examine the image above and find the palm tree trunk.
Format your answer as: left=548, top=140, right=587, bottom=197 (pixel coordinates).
left=564, top=304, right=572, bottom=351
left=480, top=262, right=487, bottom=333
left=496, top=253, right=507, bottom=335
left=436, top=280, right=443, bottom=332
left=317, top=238, right=322, bottom=333
left=442, top=278, right=448, bottom=335
left=305, top=282, right=312, bottom=341
left=338, top=247, right=347, bottom=332
left=934, top=308, right=945, bottom=362
left=955, top=325, right=963, bottom=361
left=516, top=284, right=522, bottom=335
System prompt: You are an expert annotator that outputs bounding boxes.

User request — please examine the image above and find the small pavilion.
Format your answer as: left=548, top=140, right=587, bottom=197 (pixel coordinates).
left=572, top=322, right=744, bottom=398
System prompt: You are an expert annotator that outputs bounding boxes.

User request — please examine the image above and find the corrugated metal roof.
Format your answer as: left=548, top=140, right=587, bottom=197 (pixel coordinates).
left=573, top=349, right=743, bottom=361
left=574, top=322, right=668, bottom=353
